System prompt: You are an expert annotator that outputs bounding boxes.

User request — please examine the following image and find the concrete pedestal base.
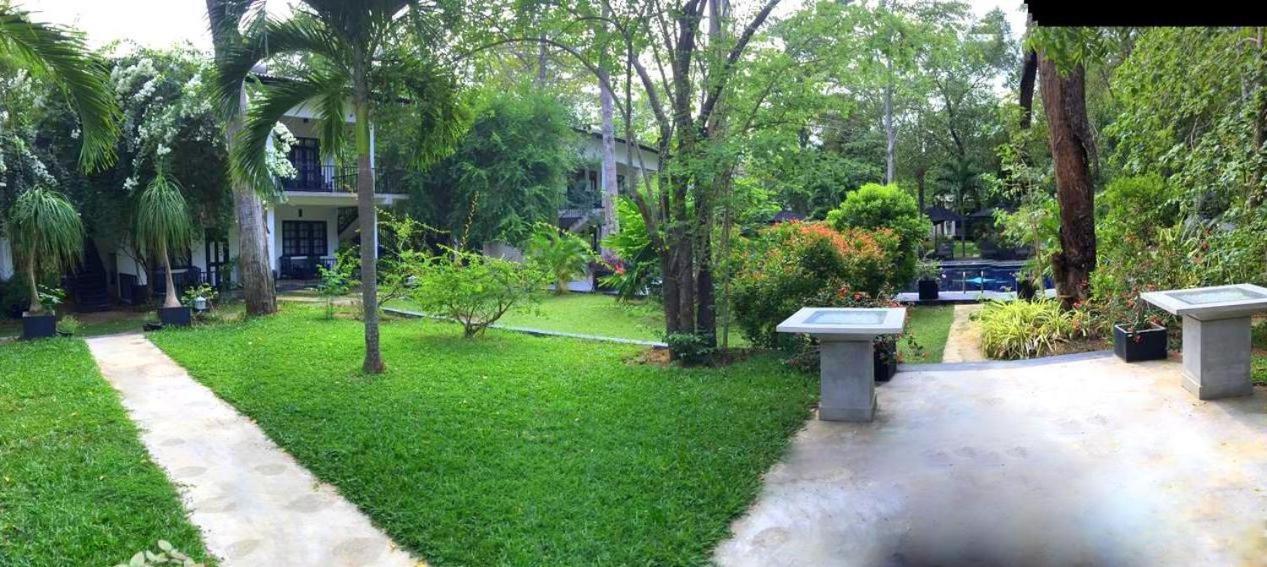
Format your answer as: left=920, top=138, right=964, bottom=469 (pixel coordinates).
left=819, top=339, right=876, bottom=422
left=1182, top=315, right=1253, bottom=400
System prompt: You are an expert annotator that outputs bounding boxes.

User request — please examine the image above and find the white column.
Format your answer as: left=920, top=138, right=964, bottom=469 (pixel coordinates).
left=0, top=236, right=13, bottom=281
left=266, top=206, right=278, bottom=273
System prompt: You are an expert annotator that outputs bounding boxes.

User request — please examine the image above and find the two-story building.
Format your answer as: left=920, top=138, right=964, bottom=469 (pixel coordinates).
left=0, top=101, right=660, bottom=307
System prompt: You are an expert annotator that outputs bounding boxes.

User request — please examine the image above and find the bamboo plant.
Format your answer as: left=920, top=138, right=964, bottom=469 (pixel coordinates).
left=8, top=187, right=83, bottom=314
left=135, top=170, right=193, bottom=309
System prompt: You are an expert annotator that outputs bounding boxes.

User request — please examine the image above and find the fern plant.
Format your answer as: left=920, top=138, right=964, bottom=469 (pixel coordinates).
left=526, top=223, right=594, bottom=295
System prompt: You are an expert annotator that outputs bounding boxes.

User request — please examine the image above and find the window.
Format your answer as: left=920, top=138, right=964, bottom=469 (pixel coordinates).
left=282, top=221, right=328, bottom=257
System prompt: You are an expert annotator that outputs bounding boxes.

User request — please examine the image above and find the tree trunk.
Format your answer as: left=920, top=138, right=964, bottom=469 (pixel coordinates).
left=1019, top=49, right=1039, bottom=129
left=916, top=167, right=926, bottom=211
left=161, top=243, right=180, bottom=308
left=884, top=62, right=897, bottom=184
left=26, top=255, right=40, bottom=314
left=228, top=92, right=277, bottom=316
left=207, top=0, right=276, bottom=317
left=354, top=88, right=384, bottom=374
left=1038, top=56, right=1097, bottom=308
left=598, top=69, right=619, bottom=247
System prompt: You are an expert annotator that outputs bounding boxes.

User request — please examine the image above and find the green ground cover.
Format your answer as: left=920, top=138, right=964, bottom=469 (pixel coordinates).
left=151, top=306, right=816, bottom=566
left=0, top=339, right=209, bottom=566
left=900, top=305, right=955, bottom=363
left=390, top=292, right=954, bottom=361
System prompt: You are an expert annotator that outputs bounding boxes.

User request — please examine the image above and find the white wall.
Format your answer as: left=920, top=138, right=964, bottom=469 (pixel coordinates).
left=271, top=204, right=340, bottom=261
left=0, top=236, right=13, bottom=281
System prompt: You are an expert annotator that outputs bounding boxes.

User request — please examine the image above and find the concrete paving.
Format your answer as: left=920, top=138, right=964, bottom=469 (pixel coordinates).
left=86, top=334, right=419, bottom=567
left=716, top=353, right=1267, bottom=566
left=941, top=303, right=986, bottom=363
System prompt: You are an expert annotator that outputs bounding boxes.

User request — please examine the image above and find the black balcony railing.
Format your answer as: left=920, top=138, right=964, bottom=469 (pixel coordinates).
left=281, top=164, right=407, bottom=194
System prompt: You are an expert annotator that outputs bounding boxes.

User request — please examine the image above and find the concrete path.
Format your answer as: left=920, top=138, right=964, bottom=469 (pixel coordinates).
left=86, top=334, right=418, bottom=567
left=716, top=354, right=1267, bottom=566
left=940, top=303, right=985, bottom=362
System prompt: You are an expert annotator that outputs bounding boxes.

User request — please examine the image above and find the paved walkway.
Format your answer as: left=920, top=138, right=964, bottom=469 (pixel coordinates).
left=86, top=334, right=418, bottom=567
left=715, top=354, right=1267, bottom=566
left=940, top=303, right=985, bottom=362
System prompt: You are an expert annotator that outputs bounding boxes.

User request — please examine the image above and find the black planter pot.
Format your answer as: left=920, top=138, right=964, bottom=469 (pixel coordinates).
left=21, top=313, right=57, bottom=340
left=1113, top=323, right=1168, bottom=362
left=158, top=306, right=192, bottom=327
left=1017, top=279, right=1037, bottom=301
left=917, top=279, right=940, bottom=301
left=874, top=341, right=898, bottom=383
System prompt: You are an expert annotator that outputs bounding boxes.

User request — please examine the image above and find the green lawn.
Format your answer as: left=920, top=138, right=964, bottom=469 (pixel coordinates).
left=0, top=339, right=209, bottom=566
left=0, top=310, right=154, bottom=340
left=391, top=293, right=960, bottom=357
left=151, top=305, right=816, bottom=566
left=1253, top=321, right=1267, bottom=385
left=900, top=305, right=955, bottom=363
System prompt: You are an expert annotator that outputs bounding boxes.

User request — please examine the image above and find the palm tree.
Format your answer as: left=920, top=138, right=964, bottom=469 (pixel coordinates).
left=8, top=187, right=83, bottom=314
left=206, top=0, right=277, bottom=317
left=135, top=171, right=193, bottom=310
left=0, top=1, right=119, bottom=171
left=215, top=1, right=467, bottom=373
left=527, top=225, right=593, bottom=295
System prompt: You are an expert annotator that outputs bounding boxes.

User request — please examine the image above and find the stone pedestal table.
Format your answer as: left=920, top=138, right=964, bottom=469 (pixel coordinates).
left=777, top=307, right=906, bottom=422
left=1141, top=284, right=1267, bottom=400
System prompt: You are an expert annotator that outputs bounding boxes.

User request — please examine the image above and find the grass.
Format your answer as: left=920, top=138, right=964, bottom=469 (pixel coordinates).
left=0, top=310, right=152, bottom=340
left=900, top=305, right=954, bottom=363
left=1253, top=321, right=1267, bottom=385
left=151, top=305, right=816, bottom=566
left=0, top=339, right=209, bottom=566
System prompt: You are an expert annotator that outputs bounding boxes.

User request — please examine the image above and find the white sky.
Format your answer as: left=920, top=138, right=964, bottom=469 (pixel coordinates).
left=22, top=0, right=1029, bottom=52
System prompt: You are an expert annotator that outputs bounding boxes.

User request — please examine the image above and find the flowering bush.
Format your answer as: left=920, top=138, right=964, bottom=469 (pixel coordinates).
left=730, top=221, right=896, bottom=349
left=825, top=183, right=930, bottom=287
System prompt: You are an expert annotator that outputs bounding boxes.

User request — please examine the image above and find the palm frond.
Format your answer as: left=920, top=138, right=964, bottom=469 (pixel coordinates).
left=134, top=170, right=194, bottom=257
left=212, top=12, right=347, bottom=119
left=0, top=5, right=120, bottom=171
left=313, top=67, right=353, bottom=164
left=8, top=187, right=83, bottom=275
left=233, top=74, right=328, bottom=194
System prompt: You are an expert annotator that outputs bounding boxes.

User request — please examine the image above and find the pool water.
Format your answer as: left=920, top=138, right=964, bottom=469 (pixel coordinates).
left=907, top=262, right=1050, bottom=293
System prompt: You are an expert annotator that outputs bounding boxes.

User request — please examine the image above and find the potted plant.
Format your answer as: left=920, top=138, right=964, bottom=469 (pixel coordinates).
left=874, top=335, right=898, bottom=382
left=916, top=259, right=941, bottom=301
left=1113, top=294, right=1167, bottom=362
left=1017, top=278, right=1038, bottom=301
left=8, top=187, right=84, bottom=340
left=135, top=170, right=194, bottom=327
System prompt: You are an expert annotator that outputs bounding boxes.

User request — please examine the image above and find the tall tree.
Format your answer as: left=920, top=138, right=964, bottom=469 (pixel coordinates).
left=597, top=3, right=619, bottom=246
left=1032, top=30, right=1099, bottom=307
left=216, top=0, right=467, bottom=373
left=207, top=0, right=277, bottom=317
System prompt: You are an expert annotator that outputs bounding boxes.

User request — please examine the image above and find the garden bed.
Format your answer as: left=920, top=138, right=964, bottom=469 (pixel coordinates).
left=150, top=305, right=817, bottom=565
left=0, top=339, right=209, bottom=565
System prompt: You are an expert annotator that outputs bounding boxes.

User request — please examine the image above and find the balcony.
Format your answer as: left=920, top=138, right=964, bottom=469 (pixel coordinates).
left=281, top=164, right=408, bottom=194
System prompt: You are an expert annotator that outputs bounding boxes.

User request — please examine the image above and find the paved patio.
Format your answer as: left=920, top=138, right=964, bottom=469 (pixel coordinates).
left=716, top=352, right=1267, bottom=566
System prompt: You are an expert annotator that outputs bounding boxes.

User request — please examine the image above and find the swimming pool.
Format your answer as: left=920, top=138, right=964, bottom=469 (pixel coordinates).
left=905, top=261, right=1050, bottom=293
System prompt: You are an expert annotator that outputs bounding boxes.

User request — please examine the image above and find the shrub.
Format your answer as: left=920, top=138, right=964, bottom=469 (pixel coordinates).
left=526, top=223, right=594, bottom=295
left=977, top=299, right=1090, bottom=360
left=664, top=333, right=715, bottom=366
left=731, top=221, right=895, bottom=349
left=316, top=248, right=359, bottom=320
left=825, top=183, right=930, bottom=286
left=408, top=249, right=547, bottom=338
left=600, top=198, right=659, bottom=301
left=1091, top=175, right=1192, bottom=334
left=57, top=314, right=82, bottom=335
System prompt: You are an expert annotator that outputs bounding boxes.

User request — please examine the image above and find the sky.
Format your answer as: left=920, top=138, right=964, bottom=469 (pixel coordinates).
left=22, top=0, right=1030, bottom=52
